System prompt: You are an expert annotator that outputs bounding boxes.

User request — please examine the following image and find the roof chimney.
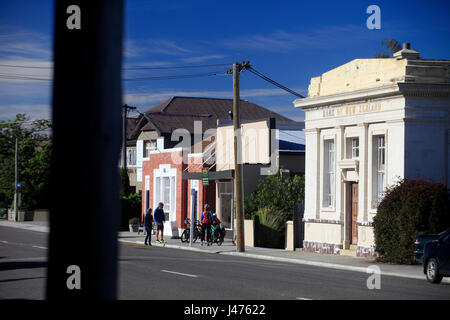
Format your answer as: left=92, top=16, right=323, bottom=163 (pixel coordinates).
left=393, top=42, right=420, bottom=60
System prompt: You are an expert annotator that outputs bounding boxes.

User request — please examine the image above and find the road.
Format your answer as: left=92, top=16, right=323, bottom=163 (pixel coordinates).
left=1, top=226, right=449, bottom=300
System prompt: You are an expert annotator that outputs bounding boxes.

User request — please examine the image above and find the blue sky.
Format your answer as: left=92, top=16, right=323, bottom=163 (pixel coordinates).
left=0, top=0, right=449, bottom=122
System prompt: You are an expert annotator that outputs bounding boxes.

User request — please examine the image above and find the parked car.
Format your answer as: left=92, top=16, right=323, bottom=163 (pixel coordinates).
left=422, top=229, right=450, bottom=284
left=414, top=231, right=443, bottom=263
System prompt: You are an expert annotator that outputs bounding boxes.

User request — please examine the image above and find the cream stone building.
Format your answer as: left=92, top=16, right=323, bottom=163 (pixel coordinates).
left=294, top=44, right=450, bottom=257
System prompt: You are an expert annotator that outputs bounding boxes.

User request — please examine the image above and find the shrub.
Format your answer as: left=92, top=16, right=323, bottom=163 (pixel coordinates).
left=254, top=207, right=287, bottom=249
left=121, top=193, right=142, bottom=231
left=244, top=172, right=304, bottom=220
left=373, top=179, right=450, bottom=264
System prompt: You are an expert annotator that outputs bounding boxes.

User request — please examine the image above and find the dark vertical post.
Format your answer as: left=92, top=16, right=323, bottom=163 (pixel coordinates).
left=122, top=105, right=127, bottom=169
left=14, top=137, right=18, bottom=222
left=233, top=62, right=245, bottom=252
left=47, top=0, right=124, bottom=299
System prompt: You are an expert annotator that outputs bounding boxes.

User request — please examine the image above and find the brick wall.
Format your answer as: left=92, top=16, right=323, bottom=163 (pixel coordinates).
left=141, top=150, right=187, bottom=228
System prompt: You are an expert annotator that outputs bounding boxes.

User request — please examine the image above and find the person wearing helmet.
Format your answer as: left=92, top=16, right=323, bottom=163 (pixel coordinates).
left=212, top=213, right=225, bottom=241
left=200, top=204, right=214, bottom=246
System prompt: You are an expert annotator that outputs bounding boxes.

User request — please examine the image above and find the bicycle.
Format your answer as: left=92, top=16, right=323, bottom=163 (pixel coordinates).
left=209, top=224, right=225, bottom=246
left=180, top=219, right=202, bottom=243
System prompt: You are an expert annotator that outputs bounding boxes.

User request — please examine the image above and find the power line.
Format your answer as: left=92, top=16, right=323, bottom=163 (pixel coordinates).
left=0, top=64, right=51, bottom=69
left=0, top=62, right=232, bottom=70
left=245, top=66, right=305, bottom=98
left=123, top=70, right=228, bottom=81
left=124, top=63, right=232, bottom=70
left=0, top=70, right=228, bottom=82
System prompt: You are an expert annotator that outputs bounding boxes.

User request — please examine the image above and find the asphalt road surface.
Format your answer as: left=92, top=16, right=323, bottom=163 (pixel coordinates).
left=1, top=226, right=449, bottom=300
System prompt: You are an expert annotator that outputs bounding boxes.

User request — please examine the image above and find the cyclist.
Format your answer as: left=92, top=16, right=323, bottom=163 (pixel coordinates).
left=212, top=213, right=225, bottom=241
left=200, top=204, right=214, bottom=246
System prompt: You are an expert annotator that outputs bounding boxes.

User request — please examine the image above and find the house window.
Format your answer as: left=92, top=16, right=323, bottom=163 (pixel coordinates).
left=154, top=168, right=176, bottom=220
left=323, top=139, right=335, bottom=207
left=127, top=148, right=136, bottom=166
left=351, top=138, right=359, bottom=158
left=372, top=135, right=386, bottom=208
left=144, top=140, right=156, bottom=158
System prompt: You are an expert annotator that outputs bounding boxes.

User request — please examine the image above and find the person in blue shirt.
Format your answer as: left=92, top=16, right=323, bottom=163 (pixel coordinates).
left=154, top=202, right=166, bottom=244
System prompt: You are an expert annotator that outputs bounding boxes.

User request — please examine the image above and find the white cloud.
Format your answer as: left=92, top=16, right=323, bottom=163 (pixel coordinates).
left=220, top=25, right=380, bottom=52
left=0, top=30, right=52, bottom=59
left=181, top=54, right=227, bottom=64
left=0, top=104, right=51, bottom=121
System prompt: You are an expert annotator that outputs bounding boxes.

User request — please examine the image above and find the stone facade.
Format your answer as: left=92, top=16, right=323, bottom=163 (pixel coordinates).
left=294, top=46, right=450, bottom=257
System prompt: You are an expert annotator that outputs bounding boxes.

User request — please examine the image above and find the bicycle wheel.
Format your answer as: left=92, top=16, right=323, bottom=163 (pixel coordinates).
left=180, top=229, right=188, bottom=243
left=193, top=228, right=200, bottom=243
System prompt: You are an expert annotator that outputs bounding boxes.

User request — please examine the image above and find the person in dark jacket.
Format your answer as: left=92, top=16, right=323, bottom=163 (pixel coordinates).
left=154, top=202, right=166, bottom=243
left=144, top=208, right=153, bottom=246
left=200, top=204, right=214, bottom=246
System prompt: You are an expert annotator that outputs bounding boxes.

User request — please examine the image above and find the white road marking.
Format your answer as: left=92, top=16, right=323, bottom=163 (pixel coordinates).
left=0, top=240, right=9, bottom=244
left=296, top=297, right=313, bottom=300
left=32, top=246, right=48, bottom=250
left=161, top=270, right=198, bottom=278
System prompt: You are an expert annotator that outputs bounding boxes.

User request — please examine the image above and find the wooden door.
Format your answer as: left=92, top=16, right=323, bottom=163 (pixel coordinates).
left=351, top=183, right=358, bottom=244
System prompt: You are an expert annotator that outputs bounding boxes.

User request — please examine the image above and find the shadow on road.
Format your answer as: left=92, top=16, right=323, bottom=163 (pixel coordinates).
left=0, top=261, right=47, bottom=272
left=0, top=276, right=47, bottom=283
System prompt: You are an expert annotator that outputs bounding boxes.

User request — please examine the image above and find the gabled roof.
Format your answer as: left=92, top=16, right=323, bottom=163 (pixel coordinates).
left=137, top=96, right=292, bottom=135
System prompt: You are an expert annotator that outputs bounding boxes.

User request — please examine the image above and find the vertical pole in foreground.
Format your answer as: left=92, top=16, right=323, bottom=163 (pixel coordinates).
left=122, top=105, right=128, bottom=169
left=189, top=189, right=196, bottom=247
left=233, top=63, right=245, bottom=252
left=14, top=137, right=18, bottom=222
left=47, top=0, right=124, bottom=299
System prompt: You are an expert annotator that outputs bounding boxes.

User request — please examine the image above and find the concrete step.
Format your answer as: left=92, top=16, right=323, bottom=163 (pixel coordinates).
left=340, top=249, right=357, bottom=257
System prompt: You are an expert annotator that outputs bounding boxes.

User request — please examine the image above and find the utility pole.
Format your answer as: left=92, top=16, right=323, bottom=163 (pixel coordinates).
left=14, top=137, right=18, bottom=222
left=122, top=104, right=136, bottom=169
left=229, top=61, right=249, bottom=252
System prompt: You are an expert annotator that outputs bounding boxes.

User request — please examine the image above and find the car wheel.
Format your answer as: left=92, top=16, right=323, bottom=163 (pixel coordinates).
left=426, top=258, right=443, bottom=284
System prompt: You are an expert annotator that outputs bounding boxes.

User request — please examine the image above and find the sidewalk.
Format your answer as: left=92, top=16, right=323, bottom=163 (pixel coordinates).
left=1, top=220, right=445, bottom=283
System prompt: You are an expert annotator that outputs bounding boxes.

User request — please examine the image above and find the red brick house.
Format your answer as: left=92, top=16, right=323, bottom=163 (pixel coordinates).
left=136, top=96, right=292, bottom=238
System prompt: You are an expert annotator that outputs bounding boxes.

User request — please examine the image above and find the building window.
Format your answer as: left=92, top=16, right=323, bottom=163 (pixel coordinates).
left=218, top=182, right=233, bottom=229
left=323, top=139, right=335, bottom=207
left=154, top=170, right=176, bottom=220
left=346, top=137, right=360, bottom=159
left=351, top=138, right=359, bottom=158
left=127, top=148, right=136, bottom=166
left=144, top=140, right=156, bottom=158
left=372, top=135, right=386, bottom=208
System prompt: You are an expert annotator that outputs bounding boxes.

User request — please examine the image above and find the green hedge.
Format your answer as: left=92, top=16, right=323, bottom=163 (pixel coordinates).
left=244, top=173, right=304, bottom=220
left=373, top=179, right=450, bottom=264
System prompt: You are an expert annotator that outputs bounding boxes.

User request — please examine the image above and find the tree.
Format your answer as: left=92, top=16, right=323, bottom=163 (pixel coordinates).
left=375, top=39, right=402, bottom=58
left=119, top=166, right=141, bottom=230
left=0, top=114, right=52, bottom=210
left=244, top=171, right=304, bottom=220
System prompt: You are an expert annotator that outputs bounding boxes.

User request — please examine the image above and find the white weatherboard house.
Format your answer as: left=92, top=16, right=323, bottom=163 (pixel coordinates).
left=294, top=44, right=450, bottom=257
